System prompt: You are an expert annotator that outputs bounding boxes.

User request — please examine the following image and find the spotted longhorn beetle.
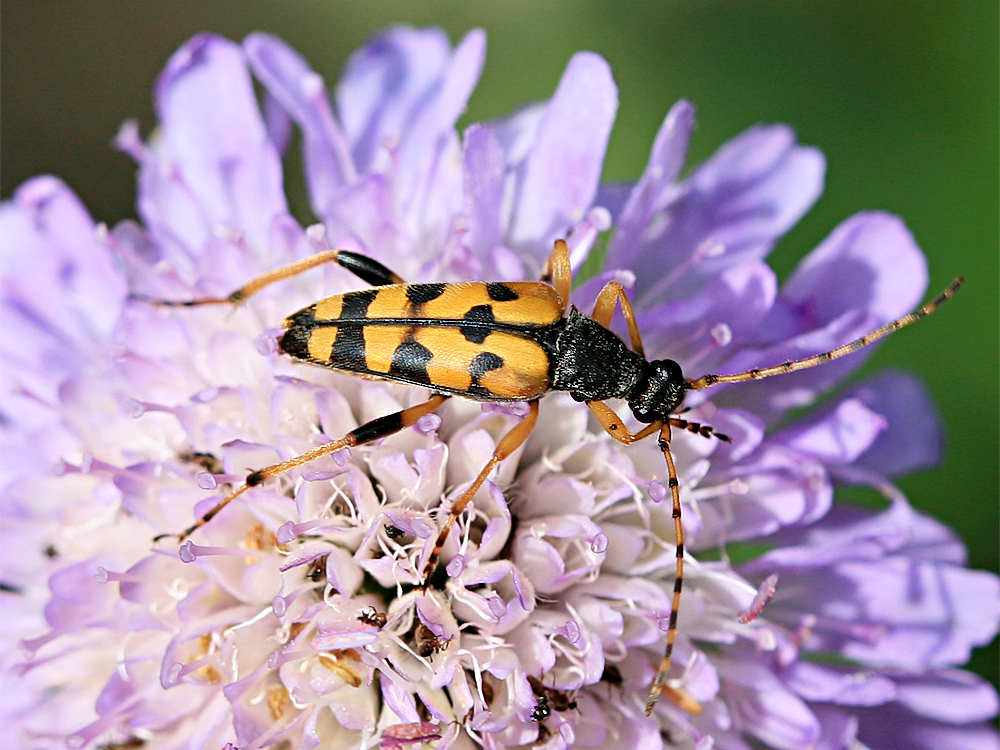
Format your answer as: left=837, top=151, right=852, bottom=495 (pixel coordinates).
left=144, top=239, right=962, bottom=716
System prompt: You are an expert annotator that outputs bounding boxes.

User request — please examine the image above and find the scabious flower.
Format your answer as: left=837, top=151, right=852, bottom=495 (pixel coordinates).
left=1, top=26, right=997, bottom=750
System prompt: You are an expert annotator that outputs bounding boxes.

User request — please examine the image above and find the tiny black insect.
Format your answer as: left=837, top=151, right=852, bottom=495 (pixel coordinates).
left=530, top=694, right=550, bottom=722
left=528, top=675, right=577, bottom=715
left=305, top=556, right=327, bottom=583
left=179, top=451, right=225, bottom=475
left=384, top=524, right=405, bottom=540
left=601, top=664, right=623, bottom=688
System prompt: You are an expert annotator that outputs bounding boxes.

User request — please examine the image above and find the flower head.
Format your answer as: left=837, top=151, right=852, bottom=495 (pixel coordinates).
left=2, top=27, right=997, bottom=750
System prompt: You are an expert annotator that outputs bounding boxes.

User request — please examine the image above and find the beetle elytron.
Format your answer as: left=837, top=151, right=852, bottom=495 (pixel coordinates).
left=145, top=239, right=961, bottom=716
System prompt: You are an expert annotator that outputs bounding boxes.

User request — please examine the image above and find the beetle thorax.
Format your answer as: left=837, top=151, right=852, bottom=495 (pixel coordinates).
left=549, top=308, right=647, bottom=403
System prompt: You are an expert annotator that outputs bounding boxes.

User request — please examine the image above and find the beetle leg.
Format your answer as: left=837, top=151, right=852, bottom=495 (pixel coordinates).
left=586, top=402, right=699, bottom=716
left=540, top=239, right=572, bottom=315
left=592, top=399, right=676, bottom=702
left=159, top=394, right=449, bottom=541
left=590, top=280, right=645, bottom=358
left=420, top=400, right=540, bottom=584
left=132, top=249, right=407, bottom=307
left=646, top=421, right=686, bottom=716
left=587, top=401, right=661, bottom=444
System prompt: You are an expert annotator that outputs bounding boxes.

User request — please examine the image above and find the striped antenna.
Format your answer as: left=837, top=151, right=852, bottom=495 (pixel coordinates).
left=687, top=277, right=963, bottom=391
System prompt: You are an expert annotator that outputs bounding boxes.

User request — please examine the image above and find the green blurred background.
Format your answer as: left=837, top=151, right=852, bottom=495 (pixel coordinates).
left=3, top=1, right=997, bottom=686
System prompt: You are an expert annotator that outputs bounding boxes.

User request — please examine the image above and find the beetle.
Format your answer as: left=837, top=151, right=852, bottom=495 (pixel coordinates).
left=144, top=238, right=961, bottom=716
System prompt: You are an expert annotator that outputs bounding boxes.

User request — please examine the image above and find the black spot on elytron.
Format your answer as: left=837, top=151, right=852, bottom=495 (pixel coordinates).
left=328, top=290, right=378, bottom=371
left=278, top=306, right=317, bottom=360
left=468, top=352, right=505, bottom=398
left=461, top=305, right=495, bottom=344
left=406, top=283, right=446, bottom=306
left=389, top=338, right=433, bottom=385
left=486, top=282, right=519, bottom=302
left=469, top=352, right=504, bottom=381
left=331, top=323, right=367, bottom=371
left=340, top=289, right=378, bottom=320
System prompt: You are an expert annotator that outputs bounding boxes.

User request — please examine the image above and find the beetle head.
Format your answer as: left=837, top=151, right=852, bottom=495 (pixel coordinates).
left=628, top=359, right=688, bottom=423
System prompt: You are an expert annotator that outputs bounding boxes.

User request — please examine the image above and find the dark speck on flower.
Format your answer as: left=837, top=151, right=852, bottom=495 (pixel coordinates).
left=1, top=26, right=997, bottom=750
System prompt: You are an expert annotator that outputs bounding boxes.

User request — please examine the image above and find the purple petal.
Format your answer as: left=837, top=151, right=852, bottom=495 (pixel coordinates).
left=697, top=445, right=832, bottom=547
left=599, top=523, right=645, bottom=572
left=510, top=52, right=618, bottom=251
left=44, top=561, right=117, bottom=628
left=637, top=259, right=778, bottom=366
left=261, top=89, right=292, bottom=155
left=710, top=407, right=767, bottom=462
left=514, top=534, right=566, bottom=592
left=857, top=701, right=1000, bottom=750
left=244, top=33, right=355, bottom=217
left=489, top=102, right=545, bottom=163
left=381, top=680, right=420, bottom=723
left=628, top=123, right=824, bottom=307
left=322, top=171, right=409, bottom=262
left=397, top=29, right=485, bottom=209
left=93, top=670, right=136, bottom=716
left=0, top=177, right=127, bottom=398
left=592, top=182, right=633, bottom=223
left=369, top=452, right=420, bottom=505
left=336, top=27, right=484, bottom=199
left=475, top=482, right=513, bottom=560
left=608, top=99, right=696, bottom=270
left=742, top=498, right=916, bottom=572
left=850, top=370, right=944, bottom=476
left=751, top=503, right=1000, bottom=671
left=777, top=397, right=887, bottom=465
left=146, top=34, right=286, bottom=261
left=839, top=559, right=1000, bottom=670
left=783, top=661, right=897, bottom=706
left=337, top=27, right=453, bottom=173
left=893, top=670, right=999, bottom=724
left=714, top=212, right=929, bottom=420
left=324, top=546, right=363, bottom=597
left=728, top=668, right=822, bottom=749
left=415, top=592, right=459, bottom=641
left=310, top=627, right=378, bottom=652
left=772, top=211, right=928, bottom=342
left=894, top=511, right=968, bottom=566
left=462, top=123, right=507, bottom=258
left=381, top=721, right=442, bottom=745
left=708, top=304, right=884, bottom=422
left=810, top=705, right=860, bottom=750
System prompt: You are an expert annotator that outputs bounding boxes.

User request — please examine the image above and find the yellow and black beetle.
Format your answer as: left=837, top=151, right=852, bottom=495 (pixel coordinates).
left=144, top=238, right=961, bottom=715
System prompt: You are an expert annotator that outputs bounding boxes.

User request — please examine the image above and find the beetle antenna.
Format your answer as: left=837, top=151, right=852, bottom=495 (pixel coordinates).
left=687, top=277, right=962, bottom=391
